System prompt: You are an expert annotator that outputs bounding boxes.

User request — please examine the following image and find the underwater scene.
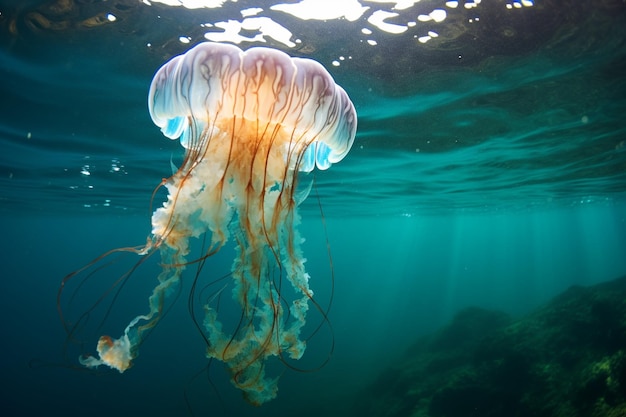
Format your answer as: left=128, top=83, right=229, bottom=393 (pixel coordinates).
left=1, top=0, right=626, bottom=416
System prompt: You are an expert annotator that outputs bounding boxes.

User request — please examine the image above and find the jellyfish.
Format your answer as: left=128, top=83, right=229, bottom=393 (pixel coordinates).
left=66, top=42, right=356, bottom=405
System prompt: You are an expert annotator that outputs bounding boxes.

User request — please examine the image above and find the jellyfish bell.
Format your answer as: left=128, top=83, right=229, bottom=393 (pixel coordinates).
left=61, top=41, right=356, bottom=405
left=148, top=43, right=356, bottom=251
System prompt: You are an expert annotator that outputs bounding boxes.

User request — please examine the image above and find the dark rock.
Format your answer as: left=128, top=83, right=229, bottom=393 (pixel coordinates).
left=357, top=275, right=626, bottom=417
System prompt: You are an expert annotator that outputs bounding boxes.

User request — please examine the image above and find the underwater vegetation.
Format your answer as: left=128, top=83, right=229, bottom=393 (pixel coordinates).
left=358, top=275, right=626, bottom=417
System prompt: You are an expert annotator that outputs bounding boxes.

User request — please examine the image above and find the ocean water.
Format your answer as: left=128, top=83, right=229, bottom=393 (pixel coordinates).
left=1, top=1, right=626, bottom=416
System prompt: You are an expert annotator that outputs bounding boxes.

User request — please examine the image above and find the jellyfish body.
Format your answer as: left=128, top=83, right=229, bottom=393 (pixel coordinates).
left=81, top=42, right=356, bottom=405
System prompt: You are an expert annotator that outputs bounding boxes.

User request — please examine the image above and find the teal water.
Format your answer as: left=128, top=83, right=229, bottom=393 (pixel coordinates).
left=1, top=1, right=626, bottom=416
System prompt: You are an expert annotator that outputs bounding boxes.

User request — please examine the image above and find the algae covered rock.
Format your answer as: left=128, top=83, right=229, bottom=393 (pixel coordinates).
left=357, top=276, right=626, bottom=417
